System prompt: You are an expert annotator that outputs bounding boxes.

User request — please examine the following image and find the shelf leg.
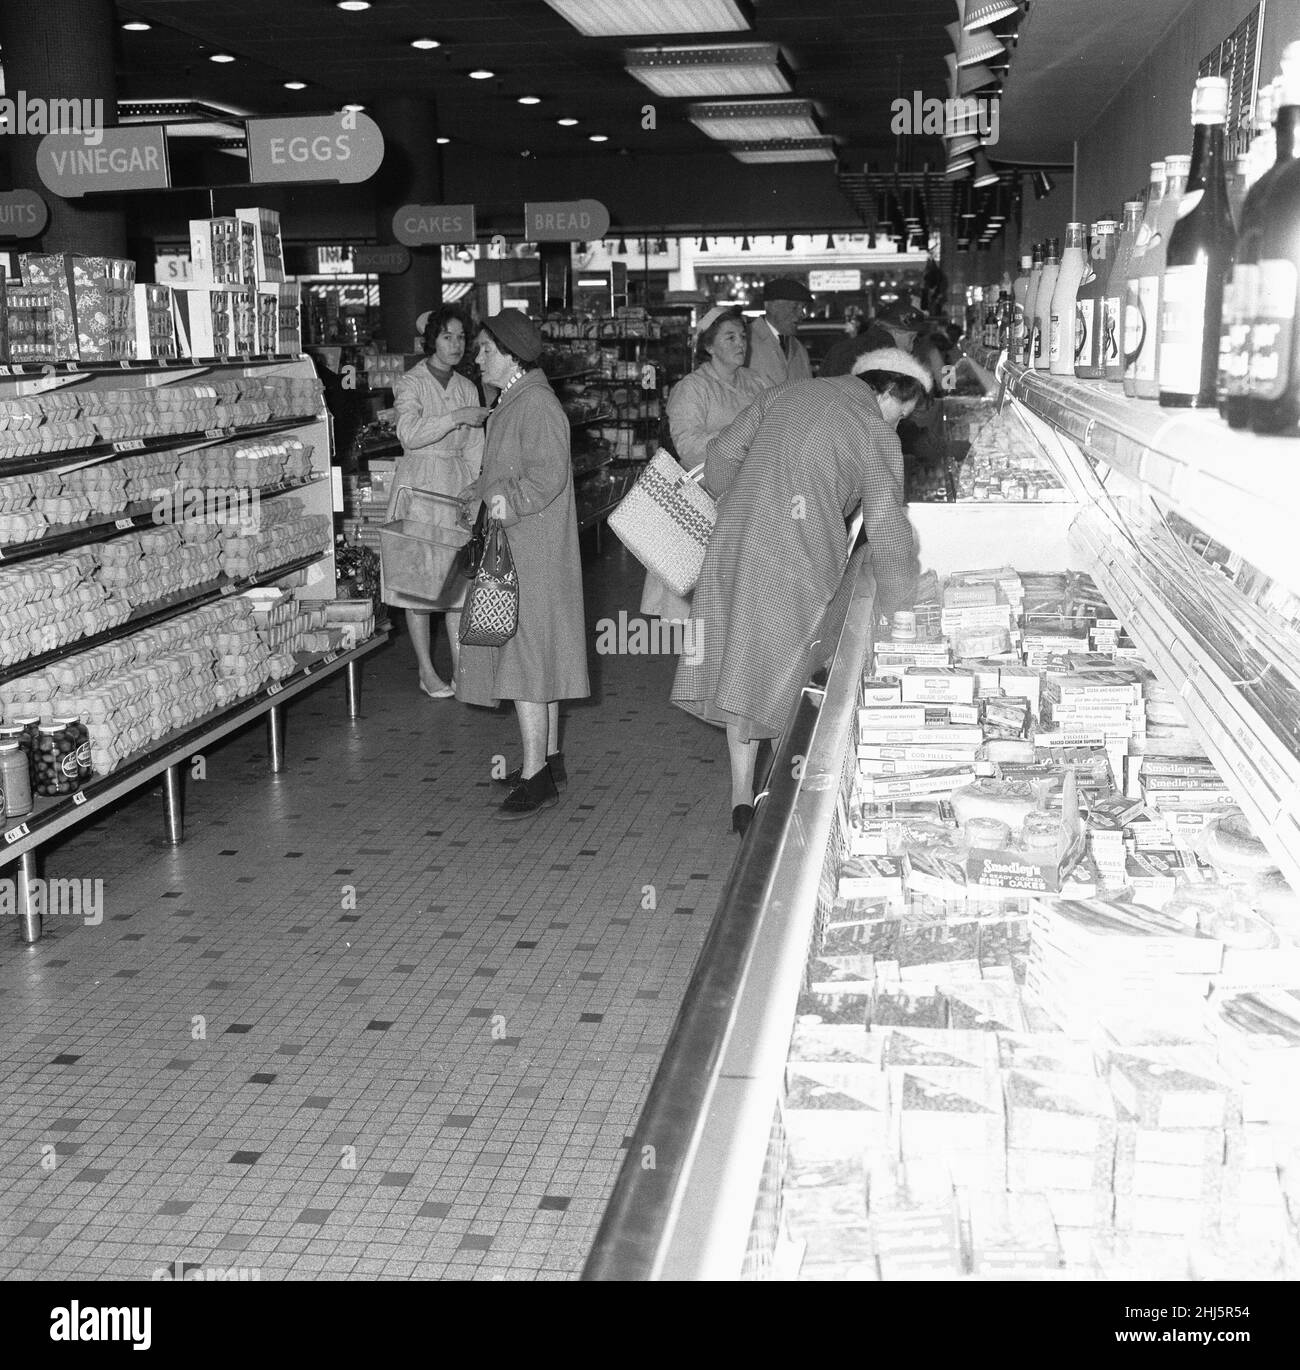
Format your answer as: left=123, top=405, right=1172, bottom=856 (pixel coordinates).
left=17, top=851, right=41, bottom=945
left=163, top=764, right=184, bottom=845
left=268, top=704, right=285, bottom=773
left=346, top=661, right=361, bottom=720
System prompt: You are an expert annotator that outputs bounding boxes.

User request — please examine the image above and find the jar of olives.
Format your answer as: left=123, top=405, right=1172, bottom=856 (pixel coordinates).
left=33, top=723, right=81, bottom=797
left=54, top=717, right=92, bottom=782
left=0, top=742, right=32, bottom=817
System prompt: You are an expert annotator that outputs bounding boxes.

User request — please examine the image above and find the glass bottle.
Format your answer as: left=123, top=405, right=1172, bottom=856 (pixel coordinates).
left=1122, top=162, right=1167, bottom=395
left=1011, top=252, right=1033, bottom=363
left=1104, top=201, right=1144, bottom=382
left=1131, top=154, right=1190, bottom=399
left=1226, top=52, right=1300, bottom=425
left=1159, top=78, right=1237, bottom=408
left=1020, top=243, right=1044, bottom=366
left=1076, top=220, right=1117, bottom=378
left=1032, top=237, right=1060, bottom=371
left=1050, top=222, right=1089, bottom=376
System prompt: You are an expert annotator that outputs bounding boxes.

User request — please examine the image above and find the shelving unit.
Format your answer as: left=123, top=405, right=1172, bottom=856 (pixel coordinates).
left=0, top=352, right=390, bottom=942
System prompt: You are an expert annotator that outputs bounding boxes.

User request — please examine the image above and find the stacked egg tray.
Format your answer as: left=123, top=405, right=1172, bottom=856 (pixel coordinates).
left=0, top=375, right=322, bottom=463
left=0, top=597, right=301, bottom=775
left=217, top=501, right=330, bottom=580
left=782, top=563, right=1300, bottom=1280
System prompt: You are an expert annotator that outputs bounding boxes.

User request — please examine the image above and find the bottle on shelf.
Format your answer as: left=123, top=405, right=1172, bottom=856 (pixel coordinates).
left=1032, top=238, right=1061, bottom=371
left=1020, top=243, right=1044, bottom=366
left=1227, top=50, right=1300, bottom=426
left=1121, top=163, right=1166, bottom=394
left=1050, top=222, right=1089, bottom=376
left=1076, top=220, right=1117, bottom=379
left=1244, top=79, right=1280, bottom=194
left=1103, top=201, right=1144, bottom=382
left=1130, top=153, right=1190, bottom=399
left=1159, top=77, right=1236, bottom=409
left=1011, top=252, right=1033, bottom=363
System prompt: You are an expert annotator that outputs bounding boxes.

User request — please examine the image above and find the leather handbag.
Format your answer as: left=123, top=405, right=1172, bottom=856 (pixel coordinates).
left=458, top=520, right=520, bottom=647
left=607, top=449, right=716, bottom=598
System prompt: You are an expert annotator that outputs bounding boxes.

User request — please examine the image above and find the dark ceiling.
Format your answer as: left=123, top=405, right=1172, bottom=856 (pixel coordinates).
left=115, top=0, right=956, bottom=171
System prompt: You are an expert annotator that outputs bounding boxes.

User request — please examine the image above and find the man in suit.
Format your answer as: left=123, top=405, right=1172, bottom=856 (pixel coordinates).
left=746, top=277, right=814, bottom=386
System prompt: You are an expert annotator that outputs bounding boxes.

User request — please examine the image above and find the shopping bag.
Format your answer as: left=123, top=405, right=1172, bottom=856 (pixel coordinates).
left=607, top=449, right=716, bottom=598
left=378, top=486, right=470, bottom=607
left=458, top=520, right=519, bottom=646
left=457, top=501, right=489, bottom=578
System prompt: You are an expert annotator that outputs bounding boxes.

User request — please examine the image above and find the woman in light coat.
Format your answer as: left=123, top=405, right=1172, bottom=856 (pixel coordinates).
left=456, top=310, right=590, bottom=821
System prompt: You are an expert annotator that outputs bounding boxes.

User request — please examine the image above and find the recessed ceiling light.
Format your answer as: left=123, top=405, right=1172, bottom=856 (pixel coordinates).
left=121, top=20, right=152, bottom=31
left=411, top=38, right=441, bottom=50
left=557, top=117, right=579, bottom=126
left=284, top=81, right=307, bottom=91
left=517, top=96, right=541, bottom=105
left=343, top=103, right=365, bottom=113
left=469, top=69, right=495, bottom=80
left=210, top=53, right=236, bottom=64
left=589, top=134, right=608, bottom=142
left=337, top=1, right=371, bottom=10
left=436, top=137, right=451, bottom=145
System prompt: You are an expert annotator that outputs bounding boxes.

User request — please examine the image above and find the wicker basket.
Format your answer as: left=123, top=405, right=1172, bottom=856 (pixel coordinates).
left=608, top=451, right=715, bottom=598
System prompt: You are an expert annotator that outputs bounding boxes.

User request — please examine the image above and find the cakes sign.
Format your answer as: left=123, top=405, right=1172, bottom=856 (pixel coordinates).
left=525, top=199, right=610, bottom=242
left=246, top=112, right=384, bottom=185
left=393, top=204, right=477, bottom=246
left=0, top=190, right=48, bottom=238
left=36, top=127, right=170, bottom=195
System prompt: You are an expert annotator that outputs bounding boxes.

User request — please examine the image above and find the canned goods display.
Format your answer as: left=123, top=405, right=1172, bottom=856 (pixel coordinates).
left=0, top=741, right=32, bottom=817
left=33, top=723, right=81, bottom=797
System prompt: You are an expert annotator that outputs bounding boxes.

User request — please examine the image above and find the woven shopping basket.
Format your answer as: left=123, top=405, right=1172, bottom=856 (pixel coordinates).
left=607, top=450, right=716, bottom=598
left=378, top=486, right=470, bottom=607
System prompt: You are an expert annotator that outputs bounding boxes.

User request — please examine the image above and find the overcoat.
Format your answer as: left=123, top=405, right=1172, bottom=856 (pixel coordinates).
left=745, top=317, right=813, bottom=387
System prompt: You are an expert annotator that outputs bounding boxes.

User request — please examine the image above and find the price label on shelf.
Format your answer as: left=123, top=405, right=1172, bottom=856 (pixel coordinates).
left=323, top=651, right=338, bottom=664
left=267, top=683, right=284, bottom=696
left=119, top=360, right=131, bottom=369
left=302, top=666, right=313, bottom=677
left=114, top=517, right=135, bottom=530
left=220, top=582, right=240, bottom=596
left=72, top=791, right=87, bottom=806
left=113, top=439, right=146, bottom=451
left=0, top=366, right=11, bottom=376
left=204, top=428, right=225, bottom=439
left=66, top=362, right=79, bottom=372
left=4, top=823, right=31, bottom=844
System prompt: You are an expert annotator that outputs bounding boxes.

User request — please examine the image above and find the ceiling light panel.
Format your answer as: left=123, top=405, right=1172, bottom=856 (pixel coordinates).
left=625, top=44, right=789, bottom=98
left=731, top=137, right=836, bottom=164
left=687, top=99, right=818, bottom=142
left=545, top=1, right=750, bottom=36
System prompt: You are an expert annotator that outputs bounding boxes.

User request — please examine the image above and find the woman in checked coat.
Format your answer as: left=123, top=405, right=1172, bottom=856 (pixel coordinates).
left=672, top=348, right=932, bottom=834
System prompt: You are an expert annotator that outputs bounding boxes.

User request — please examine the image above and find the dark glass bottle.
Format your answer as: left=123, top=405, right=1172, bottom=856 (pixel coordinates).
left=1076, top=220, right=1117, bottom=378
left=1159, top=77, right=1237, bottom=408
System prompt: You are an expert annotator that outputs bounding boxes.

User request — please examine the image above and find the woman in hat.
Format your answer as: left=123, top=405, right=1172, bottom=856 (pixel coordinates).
left=383, top=304, right=488, bottom=698
left=673, top=348, right=931, bottom=835
left=641, top=306, right=766, bottom=623
left=456, top=309, right=591, bottom=821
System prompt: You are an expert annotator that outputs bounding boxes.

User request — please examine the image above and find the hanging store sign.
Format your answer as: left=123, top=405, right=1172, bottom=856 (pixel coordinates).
left=0, top=190, right=48, bottom=238
left=36, top=126, right=170, bottom=196
left=524, top=198, right=610, bottom=242
left=808, top=269, right=862, bottom=293
left=353, top=244, right=411, bottom=274
left=245, top=112, right=384, bottom=185
left=393, top=204, right=476, bottom=246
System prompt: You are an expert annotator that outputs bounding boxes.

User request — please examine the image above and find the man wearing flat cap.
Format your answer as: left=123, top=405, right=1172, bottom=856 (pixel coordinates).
left=746, top=277, right=814, bottom=387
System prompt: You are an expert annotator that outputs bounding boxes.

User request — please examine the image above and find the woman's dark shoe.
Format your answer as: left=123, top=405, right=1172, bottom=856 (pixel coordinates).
left=732, top=804, right=754, bottom=836
left=495, top=767, right=560, bottom=821
left=496, top=751, right=567, bottom=790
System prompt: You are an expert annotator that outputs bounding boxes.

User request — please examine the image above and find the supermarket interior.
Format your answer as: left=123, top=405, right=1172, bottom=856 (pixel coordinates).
left=2, top=0, right=1300, bottom=1296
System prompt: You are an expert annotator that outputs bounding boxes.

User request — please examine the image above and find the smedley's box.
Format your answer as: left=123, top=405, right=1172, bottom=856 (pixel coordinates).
left=964, top=774, right=1088, bottom=894
left=899, top=667, right=976, bottom=704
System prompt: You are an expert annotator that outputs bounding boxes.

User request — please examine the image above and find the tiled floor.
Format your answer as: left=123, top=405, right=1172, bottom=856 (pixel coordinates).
left=0, top=540, right=741, bottom=1280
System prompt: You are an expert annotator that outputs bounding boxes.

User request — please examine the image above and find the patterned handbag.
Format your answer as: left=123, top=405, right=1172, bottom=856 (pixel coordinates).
left=458, top=519, right=519, bottom=647
left=608, top=449, right=716, bottom=598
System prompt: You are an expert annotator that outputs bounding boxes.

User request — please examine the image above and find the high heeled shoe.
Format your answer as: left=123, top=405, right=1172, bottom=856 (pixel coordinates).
left=420, top=679, right=455, bottom=699
left=731, top=804, right=754, bottom=836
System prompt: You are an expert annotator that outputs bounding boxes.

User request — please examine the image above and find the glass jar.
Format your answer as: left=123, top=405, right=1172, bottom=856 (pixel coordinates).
left=54, top=717, right=93, bottom=782
left=0, top=742, right=33, bottom=818
left=33, top=723, right=80, bottom=797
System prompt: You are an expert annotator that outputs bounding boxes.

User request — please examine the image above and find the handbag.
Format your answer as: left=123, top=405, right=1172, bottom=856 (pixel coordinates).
left=458, top=519, right=520, bottom=647
left=607, top=449, right=716, bottom=598
left=457, top=501, right=489, bottom=578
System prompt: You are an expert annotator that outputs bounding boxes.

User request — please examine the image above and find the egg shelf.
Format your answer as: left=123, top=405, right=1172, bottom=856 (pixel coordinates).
left=0, top=476, right=326, bottom=566
left=0, top=548, right=331, bottom=688
left=0, top=416, right=314, bottom=480
left=0, top=354, right=302, bottom=380
left=0, top=628, right=391, bottom=868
